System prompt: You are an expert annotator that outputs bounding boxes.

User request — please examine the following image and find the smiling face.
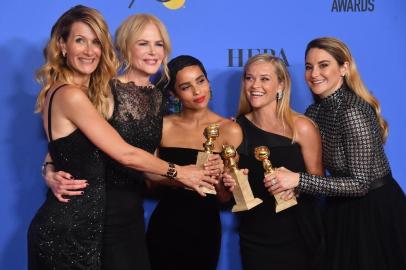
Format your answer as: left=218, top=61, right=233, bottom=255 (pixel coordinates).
left=243, top=61, right=284, bottom=110
left=59, top=21, right=101, bottom=84
left=174, top=65, right=211, bottom=110
left=305, top=48, right=348, bottom=98
left=129, top=23, right=165, bottom=78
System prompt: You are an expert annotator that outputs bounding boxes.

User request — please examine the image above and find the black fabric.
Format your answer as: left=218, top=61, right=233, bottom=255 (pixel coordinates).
left=28, top=85, right=106, bottom=269
left=302, top=85, right=406, bottom=270
left=146, top=147, right=221, bottom=270
left=101, top=79, right=165, bottom=270
left=236, top=115, right=324, bottom=270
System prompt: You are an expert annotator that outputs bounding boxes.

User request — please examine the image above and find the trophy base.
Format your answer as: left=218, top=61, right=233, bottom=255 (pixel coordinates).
left=196, top=151, right=217, bottom=195
left=232, top=198, right=263, bottom=212
left=275, top=195, right=297, bottom=213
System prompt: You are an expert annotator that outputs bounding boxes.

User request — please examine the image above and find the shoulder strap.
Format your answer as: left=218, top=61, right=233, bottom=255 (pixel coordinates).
left=47, top=84, right=67, bottom=141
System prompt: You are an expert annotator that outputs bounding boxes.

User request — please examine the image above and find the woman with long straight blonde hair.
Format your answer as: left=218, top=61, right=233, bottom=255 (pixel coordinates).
left=224, top=54, right=325, bottom=270
left=30, top=7, right=217, bottom=270
left=272, top=37, right=406, bottom=270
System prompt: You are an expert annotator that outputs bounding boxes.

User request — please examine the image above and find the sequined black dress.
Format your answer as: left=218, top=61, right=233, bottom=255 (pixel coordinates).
left=298, top=85, right=406, bottom=270
left=146, top=147, right=221, bottom=270
left=236, top=115, right=324, bottom=270
left=28, top=85, right=106, bottom=269
left=101, top=79, right=164, bottom=270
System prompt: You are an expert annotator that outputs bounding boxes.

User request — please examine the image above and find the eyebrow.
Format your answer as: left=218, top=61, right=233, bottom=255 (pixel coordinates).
left=136, top=39, right=164, bottom=43
left=195, top=74, right=205, bottom=81
left=306, top=60, right=331, bottom=65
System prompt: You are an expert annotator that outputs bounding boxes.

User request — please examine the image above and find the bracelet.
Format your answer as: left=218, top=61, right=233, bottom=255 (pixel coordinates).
left=165, top=162, right=177, bottom=180
left=41, top=161, right=54, bottom=178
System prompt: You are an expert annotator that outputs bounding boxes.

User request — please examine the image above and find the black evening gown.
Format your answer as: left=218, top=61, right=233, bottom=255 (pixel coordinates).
left=298, top=85, right=406, bottom=270
left=236, top=115, right=324, bottom=270
left=101, top=79, right=164, bottom=270
left=28, top=85, right=106, bottom=269
left=146, top=147, right=221, bottom=270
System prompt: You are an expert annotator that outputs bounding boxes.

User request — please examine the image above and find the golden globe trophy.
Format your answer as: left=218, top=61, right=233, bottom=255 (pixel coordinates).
left=254, top=146, right=297, bottom=213
left=195, top=123, right=219, bottom=195
left=221, top=145, right=262, bottom=212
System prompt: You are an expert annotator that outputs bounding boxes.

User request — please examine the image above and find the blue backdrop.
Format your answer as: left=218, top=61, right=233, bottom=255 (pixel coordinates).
left=1, top=1, right=405, bottom=269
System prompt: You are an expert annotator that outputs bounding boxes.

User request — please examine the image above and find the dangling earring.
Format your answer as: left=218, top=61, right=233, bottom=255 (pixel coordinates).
left=209, top=88, right=213, bottom=101
left=62, top=51, right=66, bottom=58
left=170, top=96, right=182, bottom=113
left=276, top=90, right=283, bottom=102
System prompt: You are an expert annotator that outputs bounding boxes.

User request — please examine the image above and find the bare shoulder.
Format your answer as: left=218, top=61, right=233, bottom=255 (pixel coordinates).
left=218, top=117, right=243, bottom=148
left=163, top=113, right=180, bottom=127
left=219, top=118, right=242, bottom=136
left=294, top=114, right=318, bottom=135
left=55, top=85, right=89, bottom=103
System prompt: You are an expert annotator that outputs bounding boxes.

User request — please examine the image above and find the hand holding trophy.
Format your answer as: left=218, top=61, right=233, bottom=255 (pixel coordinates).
left=254, top=146, right=297, bottom=213
left=196, top=123, right=219, bottom=195
left=221, top=145, right=262, bottom=212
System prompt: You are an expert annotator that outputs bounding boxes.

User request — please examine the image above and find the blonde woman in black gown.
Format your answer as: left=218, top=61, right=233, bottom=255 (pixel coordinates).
left=31, top=8, right=215, bottom=270
left=223, top=54, right=325, bottom=270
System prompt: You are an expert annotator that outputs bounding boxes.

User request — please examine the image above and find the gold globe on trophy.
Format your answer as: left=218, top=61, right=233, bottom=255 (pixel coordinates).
left=195, top=123, right=220, bottom=194
left=221, top=145, right=262, bottom=212
left=254, top=146, right=297, bottom=213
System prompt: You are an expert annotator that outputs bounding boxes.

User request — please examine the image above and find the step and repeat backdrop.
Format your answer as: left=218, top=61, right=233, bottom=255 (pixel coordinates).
left=0, top=0, right=405, bottom=269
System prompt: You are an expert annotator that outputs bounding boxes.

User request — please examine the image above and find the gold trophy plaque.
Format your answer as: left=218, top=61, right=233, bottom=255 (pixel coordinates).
left=221, top=145, right=262, bottom=212
left=254, top=146, right=297, bottom=213
left=196, top=123, right=219, bottom=195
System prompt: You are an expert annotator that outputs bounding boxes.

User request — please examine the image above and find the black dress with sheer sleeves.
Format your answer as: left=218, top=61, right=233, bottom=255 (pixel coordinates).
left=298, top=85, right=406, bottom=270
left=101, top=79, right=165, bottom=270
left=28, top=85, right=106, bottom=270
left=236, top=115, right=324, bottom=270
left=146, top=147, right=222, bottom=270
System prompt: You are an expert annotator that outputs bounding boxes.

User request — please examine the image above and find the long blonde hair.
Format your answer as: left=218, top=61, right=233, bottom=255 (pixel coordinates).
left=305, top=37, right=388, bottom=141
left=237, top=54, right=300, bottom=141
left=115, top=14, right=172, bottom=85
left=35, top=5, right=119, bottom=118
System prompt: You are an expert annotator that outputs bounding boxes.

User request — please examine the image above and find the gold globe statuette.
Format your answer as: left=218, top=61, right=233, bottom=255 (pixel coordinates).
left=221, top=145, right=262, bottom=212
left=195, top=123, right=220, bottom=195
left=254, top=146, right=297, bottom=213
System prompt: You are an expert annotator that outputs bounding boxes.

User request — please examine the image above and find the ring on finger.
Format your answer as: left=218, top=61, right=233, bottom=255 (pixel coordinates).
left=271, top=179, right=277, bottom=185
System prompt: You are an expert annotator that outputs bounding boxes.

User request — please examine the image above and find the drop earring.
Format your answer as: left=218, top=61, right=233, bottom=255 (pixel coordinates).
left=62, top=51, right=66, bottom=57
left=276, top=90, right=283, bottom=101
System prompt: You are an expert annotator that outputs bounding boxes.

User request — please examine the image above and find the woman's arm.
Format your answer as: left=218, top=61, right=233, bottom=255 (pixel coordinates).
left=42, top=153, right=88, bottom=203
left=270, top=107, right=379, bottom=197
left=53, top=86, right=216, bottom=195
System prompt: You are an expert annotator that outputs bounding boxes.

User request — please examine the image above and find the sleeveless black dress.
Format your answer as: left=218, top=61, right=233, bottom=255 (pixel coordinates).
left=101, top=79, right=164, bottom=270
left=28, top=85, right=106, bottom=269
left=236, top=115, right=324, bottom=270
left=146, top=147, right=221, bottom=270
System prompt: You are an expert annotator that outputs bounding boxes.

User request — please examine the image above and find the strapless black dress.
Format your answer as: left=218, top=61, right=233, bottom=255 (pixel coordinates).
left=146, top=147, right=221, bottom=270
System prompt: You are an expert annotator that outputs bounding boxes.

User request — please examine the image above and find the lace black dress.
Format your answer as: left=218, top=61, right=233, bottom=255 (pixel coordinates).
left=28, top=85, right=106, bottom=269
left=236, top=115, right=324, bottom=270
left=298, top=85, right=406, bottom=270
left=146, top=147, right=221, bottom=270
left=101, top=79, right=164, bottom=270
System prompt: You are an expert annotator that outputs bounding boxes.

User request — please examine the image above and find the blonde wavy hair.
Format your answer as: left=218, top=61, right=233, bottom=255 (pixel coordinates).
left=115, top=14, right=172, bottom=85
left=35, top=5, right=119, bottom=118
left=305, top=37, right=388, bottom=141
left=237, top=54, right=300, bottom=142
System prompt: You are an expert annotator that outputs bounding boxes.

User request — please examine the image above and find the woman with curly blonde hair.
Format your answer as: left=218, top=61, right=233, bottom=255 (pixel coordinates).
left=28, top=6, right=216, bottom=270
